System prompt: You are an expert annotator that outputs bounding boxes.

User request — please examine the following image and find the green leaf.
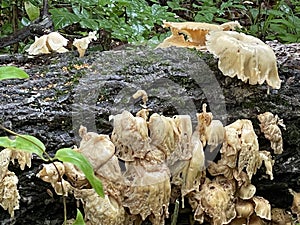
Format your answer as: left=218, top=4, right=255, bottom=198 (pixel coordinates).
left=73, top=209, right=85, bottom=225
left=55, top=148, right=104, bottom=197
left=21, top=17, right=31, bottom=26
left=267, top=9, right=284, bottom=17
left=269, top=18, right=296, bottom=28
left=79, top=19, right=100, bottom=30
left=50, top=8, right=80, bottom=29
left=0, top=66, right=29, bottom=81
left=0, top=135, right=46, bottom=160
left=24, top=1, right=40, bottom=21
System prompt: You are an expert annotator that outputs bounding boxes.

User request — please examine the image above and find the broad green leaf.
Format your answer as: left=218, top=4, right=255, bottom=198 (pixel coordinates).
left=79, top=19, right=100, bottom=30
left=269, top=18, right=296, bottom=29
left=55, top=148, right=104, bottom=197
left=50, top=8, right=80, bottom=29
left=73, top=209, right=85, bottom=225
left=0, top=135, right=46, bottom=160
left=267, top=9, right=284, bottom=17
left=0, top=66, right=29, bottom=81
left=24, top=1, right=40, bottom=21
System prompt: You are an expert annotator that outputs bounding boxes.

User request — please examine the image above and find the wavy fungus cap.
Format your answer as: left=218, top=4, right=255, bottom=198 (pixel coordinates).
left=206, top=31, right=281, bottom=89
left=157, top=21, right=241, bottom=49
left=26, top=32, right=68, bottom=55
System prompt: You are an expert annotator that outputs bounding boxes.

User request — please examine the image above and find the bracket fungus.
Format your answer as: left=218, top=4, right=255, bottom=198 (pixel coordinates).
left=157, top=21, right=241, bottom=49
left=0, top=149, right=32, bottom=217
left=33, top=90, right=287, bottom=224
left=74, top=189, right=126, bottom=225
left=26, top=32, right=69, bottom=55
left=289, top=189, right=300, bottom=222
left=191, top=179, right=236, bottom=224
left=157, top=21, right=281, bottom=90
left=73, top=31, right=97, bottom=57
left=258, top=112, right=285, bottom=154
left=196, top=103, right=224, bottom=151
left=37, top=162, right=72, bottom=196
left=206, top=30, right=281, bottom=89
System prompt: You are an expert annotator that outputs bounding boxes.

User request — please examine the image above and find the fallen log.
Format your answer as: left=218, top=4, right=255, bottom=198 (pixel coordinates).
left=0, top=43, right=299, bottom=224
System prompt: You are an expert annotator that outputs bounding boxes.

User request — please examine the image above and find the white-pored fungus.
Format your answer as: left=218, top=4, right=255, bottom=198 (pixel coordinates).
left=148, top=113, right=179, bottom=157
left=73, top=31, right=97, bottom=57
left=253, top=196, right=272, bottom=220
left=206, top=30, right=281, bottom=89
left=196, top=103, right=225, bottom=151
left=26, top=35, right=50, bottom=55
left=26, top=32, right=69, bottom=55
left=78, top=126, right=116, bottom=173
left=74, top=189, right=126, bottom=225
left=10, top=150, right=32, bottom=170
left=238, top=183, right=256, bottom=200
left=32, top=91, right=286, bottom=225
left=289, top=189, right=300, bottom=222
left=46, top=32, right=69, bottom=53
left=180, top=130, right=205, bottom=198
left=258, top=112, right=285, bottom=154
left=111, top=110, right=150, bottom=161
left=192, top=179, right=236, bottom=225
left=235, top=199, right=254, bottom=219
left=37, top=162, right=72, bottom=196
left=0, top=171, right=19, bottom=218
left=259, top=150, right=274, bottom=180
left=0, top=149, right=31, bottom=217
left=123, top=161, right=171, bottom=225
left=157, top=21, right=241, bottom=49
left=271, top=208, right=293, bottom=225
left=226, top=119, right=261, bottom=180
left=132, top=89, right=148, bottom=108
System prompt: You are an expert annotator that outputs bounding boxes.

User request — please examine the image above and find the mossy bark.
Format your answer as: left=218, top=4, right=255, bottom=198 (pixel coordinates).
left=0, top=46, right=299, bottom=224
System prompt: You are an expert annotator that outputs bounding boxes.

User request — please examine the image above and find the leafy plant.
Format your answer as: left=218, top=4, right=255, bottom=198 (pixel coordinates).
left=0, top=125, right=103, bottom=224
left=245, top=0, right=300, bottom=42
left=0, top=67, right=102, bottom=224
left=49, top=0, right=176, bottom=44
left=1, top=0, right=299, bottom=54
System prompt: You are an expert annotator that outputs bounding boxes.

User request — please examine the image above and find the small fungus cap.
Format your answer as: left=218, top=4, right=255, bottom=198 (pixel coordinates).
left=253, top=196, right=271, bottom=220
left=26, top=35, right=50, bottom=55
left=206, top=31, right=281, bottom=89
left=238, top=183, right=256, bottom=200
left=46, top=32, right=68, bottom=52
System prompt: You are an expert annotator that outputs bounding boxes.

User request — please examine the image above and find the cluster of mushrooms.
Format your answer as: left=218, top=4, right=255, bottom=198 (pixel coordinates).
left=0, top=149, right=32, bottom=217
left=36, top=89, right=293, bottom=225
left=26, top=31, right=97, bottom=57
left=0, top=20, right=294, bottom=224
left=157, top=20, right=281, bottom=90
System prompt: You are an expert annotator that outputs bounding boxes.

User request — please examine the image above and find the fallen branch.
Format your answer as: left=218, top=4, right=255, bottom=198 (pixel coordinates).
left=0, top=15, right=53, bottom=49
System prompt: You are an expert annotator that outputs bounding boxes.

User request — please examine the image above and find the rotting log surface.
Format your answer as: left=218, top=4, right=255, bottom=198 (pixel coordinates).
left=0, top=44, right=299, bottom=224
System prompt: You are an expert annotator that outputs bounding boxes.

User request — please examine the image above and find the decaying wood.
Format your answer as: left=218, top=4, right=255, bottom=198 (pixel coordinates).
left=0, top=43, right=299, bottom=224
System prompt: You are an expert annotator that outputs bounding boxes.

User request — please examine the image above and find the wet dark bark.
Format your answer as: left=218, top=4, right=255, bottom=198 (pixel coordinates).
left=0, top=44, right=299, bottom=224
left=0, top=15, right=53, bottom=49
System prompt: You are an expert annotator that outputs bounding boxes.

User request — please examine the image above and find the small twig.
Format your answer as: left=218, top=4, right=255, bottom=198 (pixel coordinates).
left=42, top=0, right=49, bottom=16
left=171, top=199, right=179, bottom=225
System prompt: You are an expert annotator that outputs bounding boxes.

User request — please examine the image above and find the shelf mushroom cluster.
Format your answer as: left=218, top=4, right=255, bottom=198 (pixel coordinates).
left=157, top=20, right=281, bottom=90
left=0, top=149, right=31, bottom=217
left=36, top=90, right=286, bottom=225
left=26, top=31, right=97, bottom=57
